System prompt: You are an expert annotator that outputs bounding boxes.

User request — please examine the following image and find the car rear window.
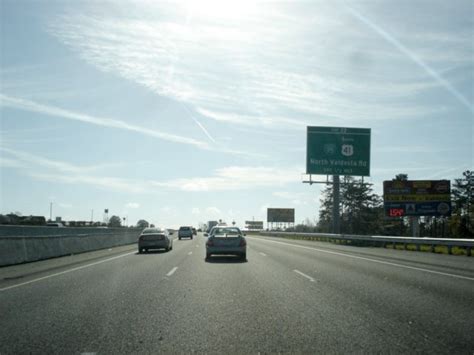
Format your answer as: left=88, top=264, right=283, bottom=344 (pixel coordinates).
left=141, top=234, right=164, bottom=240
left=143, top=228, right=162, bottom=234
left=213, top=227, right=241, bottom=235
left=180, top=227, right=190, bottom=231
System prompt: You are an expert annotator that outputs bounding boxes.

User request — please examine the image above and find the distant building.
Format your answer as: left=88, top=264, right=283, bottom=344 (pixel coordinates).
left=0, top=214, right=46, bottom=226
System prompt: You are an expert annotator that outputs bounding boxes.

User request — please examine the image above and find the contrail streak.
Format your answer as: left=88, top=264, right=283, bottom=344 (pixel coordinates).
left=180, top=103, right=216, bottom=143
left=0, top=94, right=210, bottom=148
left=345, top=5, right=473, bottom=113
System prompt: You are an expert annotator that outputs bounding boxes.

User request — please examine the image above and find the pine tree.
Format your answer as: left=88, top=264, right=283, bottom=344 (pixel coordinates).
left=451, top=170, right=474, bottom=237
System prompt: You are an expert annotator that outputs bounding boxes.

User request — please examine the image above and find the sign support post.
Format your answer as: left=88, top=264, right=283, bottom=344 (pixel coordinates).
left=411, top=216, right=419, bottom=238
left=305, top=126, right=371, bottom=235
left=332, top=175, right=341, bottom=234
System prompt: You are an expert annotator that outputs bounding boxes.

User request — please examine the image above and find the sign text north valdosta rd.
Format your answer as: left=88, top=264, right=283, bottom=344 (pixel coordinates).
left=306, top=126, right=371, bottom=176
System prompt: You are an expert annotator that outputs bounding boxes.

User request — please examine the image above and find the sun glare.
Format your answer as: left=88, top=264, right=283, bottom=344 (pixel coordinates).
left=182, top=0, right=258, bottom=21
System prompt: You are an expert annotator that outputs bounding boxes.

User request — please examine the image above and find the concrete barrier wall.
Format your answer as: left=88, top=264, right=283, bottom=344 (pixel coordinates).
left=0, top=225, right=137, bottom=237
left=0, top=229, right=142, bottom=267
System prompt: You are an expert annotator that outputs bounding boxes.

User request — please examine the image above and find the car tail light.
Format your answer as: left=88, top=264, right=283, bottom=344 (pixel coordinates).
left=239, top=238, right=246, bottom=247
left=207, top=239, right=214, bottom=247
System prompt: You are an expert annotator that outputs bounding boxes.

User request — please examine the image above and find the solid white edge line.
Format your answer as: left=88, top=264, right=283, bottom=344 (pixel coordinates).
left=166, top=266, right=178, bottom=277
left=0, top=251, right=136, bottom=292
left=247, top=236, right=474, bottom=282
left=294, top=269, right=315, bottom=282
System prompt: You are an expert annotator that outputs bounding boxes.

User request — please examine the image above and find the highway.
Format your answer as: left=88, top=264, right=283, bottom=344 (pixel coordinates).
left=1, top=233, right=473, bottom=354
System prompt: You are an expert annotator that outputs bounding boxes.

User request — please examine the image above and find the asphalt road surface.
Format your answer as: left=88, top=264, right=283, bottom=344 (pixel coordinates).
left=1, top=233, right=473, bottom=354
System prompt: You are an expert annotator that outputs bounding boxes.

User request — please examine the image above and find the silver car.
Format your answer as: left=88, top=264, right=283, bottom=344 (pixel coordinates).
left=138, top=228, right=173, bottom=253
left=205, top=226, right=247, bottom=260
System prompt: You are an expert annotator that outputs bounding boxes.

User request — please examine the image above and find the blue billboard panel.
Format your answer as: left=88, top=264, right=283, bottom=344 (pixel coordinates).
left=384, top=201, right=452, bottom=217
left=383, top=180, right=452, bottom=217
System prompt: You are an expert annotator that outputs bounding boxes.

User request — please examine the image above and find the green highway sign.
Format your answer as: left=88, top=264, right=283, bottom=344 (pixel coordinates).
left=306, top=126, right=371, bottom=176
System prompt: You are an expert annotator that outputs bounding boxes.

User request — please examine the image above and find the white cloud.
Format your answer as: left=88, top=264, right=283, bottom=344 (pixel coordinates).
left=2, top=147, right=296, bottom=194
left=126, top=202, right=140, bottom=209
left=191, top=207, right=201, bottom=215
left=58, top=203, right=73, bottom=209
left=205, top=207, right=221, bottom=215
left=0, top=94, right=210, bottom=149
left=45, top=2, right=460, bottom=135
left=259, top=204, right=270, bottom=214
left=0, top=156, right=24, bottom=168
left=345, top=4, right=473, bottom=113
left=0, top=146, right=113, bottom=174
left=1, top=146, right=151, bottom=193
left=152, top=166, right=301, bottom=191
left=29, top=172, right=147, bottom=194
left=273, top=191, right=311, bottom=206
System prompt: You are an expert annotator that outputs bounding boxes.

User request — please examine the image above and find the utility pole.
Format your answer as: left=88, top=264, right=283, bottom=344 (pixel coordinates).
left=49, top=202, right=53, bottom=222
left=91, top=209, right=94, bottom=223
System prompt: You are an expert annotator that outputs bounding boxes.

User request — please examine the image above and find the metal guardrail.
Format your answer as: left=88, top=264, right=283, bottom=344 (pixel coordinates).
left=259, top=231, right=474, bottom=256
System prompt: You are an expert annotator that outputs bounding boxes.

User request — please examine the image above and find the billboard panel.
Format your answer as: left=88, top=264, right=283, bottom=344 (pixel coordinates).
left=245, top=221, right=264, bottom=230
left=306, top=126, right=371, bottom=176
left=383, top=180, right=451, bottom=217
left=267, top=208, right=295, bottom=223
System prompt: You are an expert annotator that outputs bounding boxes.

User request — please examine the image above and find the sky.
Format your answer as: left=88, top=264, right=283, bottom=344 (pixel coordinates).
left=0, top=0, right=473, bottom=228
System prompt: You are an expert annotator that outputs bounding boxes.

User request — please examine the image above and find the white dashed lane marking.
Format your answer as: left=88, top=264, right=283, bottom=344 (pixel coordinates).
left=247, top=237, right=474, bottom=282
left=166, top=267, right=178, bottom=277
left=294, top=269, right=315, bottom=282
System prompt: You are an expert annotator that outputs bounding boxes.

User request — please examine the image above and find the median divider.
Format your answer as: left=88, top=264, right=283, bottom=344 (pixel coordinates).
left=257, top=231, right=474, bottom=257
left=0, top=229, right=142, bottom=267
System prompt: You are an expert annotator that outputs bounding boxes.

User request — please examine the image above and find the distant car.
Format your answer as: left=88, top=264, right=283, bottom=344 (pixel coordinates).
left=138, top=228, right=173, bottom=253
left=192, top=227, right=197, bottom=235
left=205, top=226, right=247, bottom=260
left=178, top=226, right=193, bottom=240
left=46, top=222, right=64, bottom=227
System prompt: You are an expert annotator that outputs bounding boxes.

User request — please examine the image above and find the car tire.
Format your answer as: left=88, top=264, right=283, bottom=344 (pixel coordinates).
left=206, top=253, right=211, bottom=260
left=241, top=253, right=247, bottom=261
left=138, top=248, right=142, bottom=254
left=179, top=237, right=181, bottom=240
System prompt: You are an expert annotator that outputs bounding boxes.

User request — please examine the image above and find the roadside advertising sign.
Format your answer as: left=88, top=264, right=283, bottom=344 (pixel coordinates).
left=267, top=208, right=295, bottom=223
left=245, top=221, right=264, bottom=230
left=383, top=180, right=451, bottom=217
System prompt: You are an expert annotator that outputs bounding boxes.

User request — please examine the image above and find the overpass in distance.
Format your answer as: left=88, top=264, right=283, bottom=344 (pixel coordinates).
left=0, top=232, right=473, bottom=353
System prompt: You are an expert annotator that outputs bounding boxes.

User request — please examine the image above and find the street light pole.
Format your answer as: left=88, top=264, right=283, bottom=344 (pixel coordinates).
left=49, top=202, right=53, bottom=222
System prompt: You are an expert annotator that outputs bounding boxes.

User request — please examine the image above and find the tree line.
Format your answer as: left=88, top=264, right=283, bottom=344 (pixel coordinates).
left=0, top=213, right=153, bottom=229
